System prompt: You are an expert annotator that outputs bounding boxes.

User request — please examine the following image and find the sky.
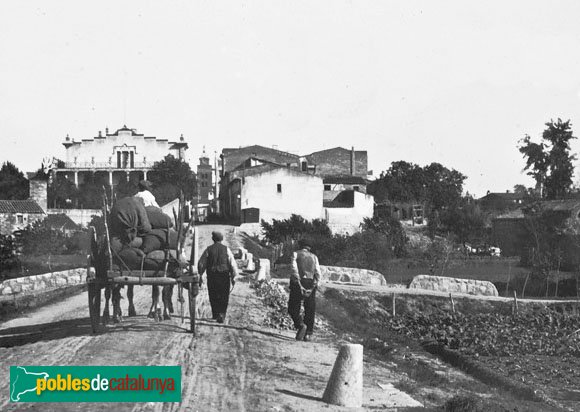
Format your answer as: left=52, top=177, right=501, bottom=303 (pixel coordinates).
left=2, top=1, right=580, bottom=197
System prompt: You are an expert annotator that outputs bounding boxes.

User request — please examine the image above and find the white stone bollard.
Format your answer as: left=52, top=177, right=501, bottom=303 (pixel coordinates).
left=245, top=253, right=255, bottom=272
left=322, top=344, right=363, bottom=407
left=255, top=259, right=270, bottom=281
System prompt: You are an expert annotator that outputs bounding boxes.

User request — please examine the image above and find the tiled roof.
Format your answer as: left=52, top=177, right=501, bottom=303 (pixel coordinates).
left=324, top=190, right=355, bottom=208
left=233, top=157, right=285, bottom=171
left=0, top=200, right=45, bottom=214
left=45, top=214, right=78, bottom=230
left=478, top=192, right=526, bottom=201
left=306, top=147, right=366, bottom=156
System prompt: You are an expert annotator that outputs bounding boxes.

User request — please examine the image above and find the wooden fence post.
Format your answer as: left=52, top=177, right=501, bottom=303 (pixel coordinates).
left=505, top=260, right=511, bottom=297
left=513, top=290, right=518, bottom=317
left=449, top=293, right=455, bottom=314
left=391, top=292, right=396, bottom=317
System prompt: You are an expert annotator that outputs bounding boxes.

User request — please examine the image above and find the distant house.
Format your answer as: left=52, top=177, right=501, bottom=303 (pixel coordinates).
left=54, top=125, right=188, bottom=189
left=0, top=200, right=46, bottom=235
left=491, top=209, right=527, bottom=257
left=305, top=147, right=368, bottom=178
left=44, top=214, right=79, bottom=236
left=218, top=145, right=374, bottom=233
left=222, top=163, right=324, bottom=224
left=324, top=190, right=375, bottom=235
left=221, top=145, right=300, bottom=176
left=220, top=145, right=370, bottom=179
left=478, top=191, right=526, bottom=212
left=492, top=199, right=580, bottom=260
left=323, top=175, right=367, bottom=195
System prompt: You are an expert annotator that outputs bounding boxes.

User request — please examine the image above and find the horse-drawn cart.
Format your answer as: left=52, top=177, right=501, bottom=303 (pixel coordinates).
left=86, top=194, right=200, bottom=334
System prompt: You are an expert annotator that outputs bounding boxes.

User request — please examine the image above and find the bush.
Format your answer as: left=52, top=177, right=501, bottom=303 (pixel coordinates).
left=361, top=215, right=407, bottom=257
left=261, top=214, right=331, bottom=244
left=312, top=231, right=396, bottom=272
left=20, top=219, right=87, bottom=256
left=0, top=234, right=20, bottom=280
left=262, top=214, right=400, bottom=274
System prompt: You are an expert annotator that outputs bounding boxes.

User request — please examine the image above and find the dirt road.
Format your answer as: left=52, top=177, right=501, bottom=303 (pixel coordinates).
left=0, top=225, right=422, bottom=411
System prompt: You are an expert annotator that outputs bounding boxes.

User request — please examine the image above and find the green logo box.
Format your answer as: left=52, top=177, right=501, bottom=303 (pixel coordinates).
left=10, top=366, right=181, bottom=402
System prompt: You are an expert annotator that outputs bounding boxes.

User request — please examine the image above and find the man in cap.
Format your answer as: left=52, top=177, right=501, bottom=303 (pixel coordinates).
left=197, top=231, right=239, bottom=323
left=134, top=180, right=159, bottom=208
left=288, top=239, right=321, bottom=341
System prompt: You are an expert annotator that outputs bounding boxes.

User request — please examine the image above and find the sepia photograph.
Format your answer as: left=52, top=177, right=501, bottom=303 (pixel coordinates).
left=1, top=1, right=580, bottom=410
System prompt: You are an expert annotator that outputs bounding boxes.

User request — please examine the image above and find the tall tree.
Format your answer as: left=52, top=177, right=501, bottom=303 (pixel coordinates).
left=519, top=119, right=577, bottom=200
left=47, top=174, right=78, bottom=208
left=369, top=161, right=466, bottom=211
left=148, top=155, right=197, bottom=206
left=77, top=172, right=110, bottom=208
left=423, top=162, right=466, bottom=210
left=0, top=162, right=29, bottom=200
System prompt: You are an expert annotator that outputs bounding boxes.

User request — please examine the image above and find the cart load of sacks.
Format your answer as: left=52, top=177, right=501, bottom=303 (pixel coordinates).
left=108, top=197, right=184, bottom=274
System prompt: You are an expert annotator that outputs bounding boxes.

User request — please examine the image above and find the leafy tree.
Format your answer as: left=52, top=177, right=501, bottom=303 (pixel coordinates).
left=48, top=174, right=78, bottom=208
left=0, top=234, right=20, bottom=279
left=77, top=172, right=110, bottom=208
left=519, top=119, right=577, bottom=200
left=375, top=161, right=425, bottom=203
left=361, top=215, right=407, bottom=257
left=148, top=155, right=197, bottom=206
left=438, top=202, right=486, bottom=245
left=368, top=161, right=466, bottom=211
left=0, top=162, right=29, bottom=200
left=113, top=175, right=138, bottom=201
left=422, top=162, right=465, bottom=210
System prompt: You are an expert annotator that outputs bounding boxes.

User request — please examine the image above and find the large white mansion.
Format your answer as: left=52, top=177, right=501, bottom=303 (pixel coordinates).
left=55, top=126, right=188, bottom=187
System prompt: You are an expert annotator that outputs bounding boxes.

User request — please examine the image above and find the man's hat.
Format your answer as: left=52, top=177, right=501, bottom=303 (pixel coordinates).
left=212, top=231, right=224, bottom=242
left=138, top=180, right=152, bottom=191
left=299, top=239, right=312, bottom=249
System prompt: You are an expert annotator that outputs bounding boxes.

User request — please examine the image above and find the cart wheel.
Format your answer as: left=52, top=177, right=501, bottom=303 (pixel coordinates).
left=88, top=282, right=101, bottom=333
left=188, top=283, right=196, bottom=335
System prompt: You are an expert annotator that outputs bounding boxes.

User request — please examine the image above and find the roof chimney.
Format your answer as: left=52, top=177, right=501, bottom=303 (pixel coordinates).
left=350, top=146, right=355, bottom=176
left=29, top=176, right=48, bottom=212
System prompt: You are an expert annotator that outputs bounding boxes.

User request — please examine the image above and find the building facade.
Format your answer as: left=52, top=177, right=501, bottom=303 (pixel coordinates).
left=222, top=163, right=324, bottom=224
left=55, top=126, right=188, bottom=188
left=218, top=145, right=374, bottom=232
left=305, top=147, right=368, bottom=178
left=0, top=200, right=46, bottom=235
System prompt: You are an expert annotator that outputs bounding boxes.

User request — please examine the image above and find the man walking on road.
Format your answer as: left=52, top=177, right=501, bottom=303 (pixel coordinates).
left=197, top=231, right=239, bottom=323
left=288, top=239, right=321, bottom=341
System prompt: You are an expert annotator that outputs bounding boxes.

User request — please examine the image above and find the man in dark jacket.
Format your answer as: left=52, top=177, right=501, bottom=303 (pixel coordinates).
left=288, top=239, right=321, bottom=341
left=197, top=231, right=239, bottom=323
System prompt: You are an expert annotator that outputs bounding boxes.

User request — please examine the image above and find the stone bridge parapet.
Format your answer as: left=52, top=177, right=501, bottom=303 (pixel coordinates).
left=408, top=274, right=498, bottom=296
left=0, top=268, right=91, bottom=297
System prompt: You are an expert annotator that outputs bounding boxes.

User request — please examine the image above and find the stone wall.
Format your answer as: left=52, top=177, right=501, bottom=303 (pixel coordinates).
left=305, top=147, right=368, bottom=178
left=0, top=211, right=45, bottom=235
left=320, top=266, right=386, bottom=286
left=240, top=223, right=263, bottom=238
left=408, top=274, right=498, bottom=296
left=0, top=267, right=91, bottom=296
left=47, top=209, right=101, bottom=227
left=274, top=264, right=386, bottom=286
